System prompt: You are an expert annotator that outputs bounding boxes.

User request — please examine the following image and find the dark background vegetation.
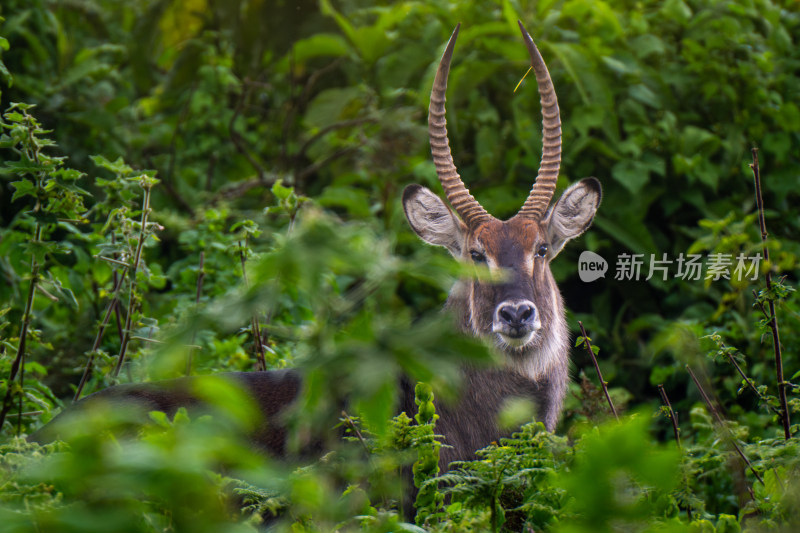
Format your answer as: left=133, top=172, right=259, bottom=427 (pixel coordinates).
left=1, top=0, right=799, bottom=531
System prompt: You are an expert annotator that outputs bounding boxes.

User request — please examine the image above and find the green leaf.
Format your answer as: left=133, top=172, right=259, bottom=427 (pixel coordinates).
left=10, top=179, right=36, bottom=201
left=629, top=84, right=660, bottom=108
left=319, top=0, right=357, bottom=48
left=148, top=410, right=171, bottom=428
left=2, top=159, right=56, bottom=175
left=271, top=180, right=293, bottom=201
left=316, top=186, right=372, bottom=217
left=291, top=33, right=350, bottom=63
left=0, top=59, right=11, bottom=87
left=60, top=287, right=79, bottom=309
left=91, top=154, right=133, bottom=175
left=611, top=160, right=650, bottom=196
left=304, top=87, right=365, bottom=129
left=355, top=378, right=395, bottom=438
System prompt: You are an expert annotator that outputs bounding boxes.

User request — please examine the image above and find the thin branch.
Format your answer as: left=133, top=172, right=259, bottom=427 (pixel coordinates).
left=239, top=241, right=267, bottom=371
left=657, top=384, right=681, bottom=449
left=112, top=184, right=154, bottom=377
left=94, top=255, right=131, bottom=268
left=750, top=148, right=791, bottom=440
left=35, top=284, right=59, bottom=302
left=340, top=410, right=389, bottom=509
left=157, top=178, right=193, bottom=214
left=129, top=336, right=163, bottom=344
left=129, top=336, right=201, bottom=349
left=686, top=365, right=763, bottom=485
left=110, top=232, right=126, bottom=343
left=0, top=222, right=41, bottom=431
left=5, top=410, right=43, bottom=418
left=299, top=57, right=344, bottom=108
left=748, top=150, right=791, bottom=438
left=281, top=57, right=344, bottom=161
left=578, top=321, right=618, bottom=421
left=297, top=117, right=376, bottom=159
left=186, top=252, right=205, bottom=376
left=340, top=410, right=371, bottom=457
left=76, top=252, right=126, bottom=397
left=75, top=234, right=130, bottom=400
left=725, top=348, right=783, bottom=419
left=208, top=174, right=280, bottom=205
left=295, top=143, right=364, bottom=185
left=657, top=384, right=693, bottom=521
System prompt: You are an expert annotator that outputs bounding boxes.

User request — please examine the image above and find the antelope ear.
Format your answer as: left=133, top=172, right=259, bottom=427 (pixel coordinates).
left=403, top=184, right=467, bottom=257
left=544, top=178, right=601, bottom=258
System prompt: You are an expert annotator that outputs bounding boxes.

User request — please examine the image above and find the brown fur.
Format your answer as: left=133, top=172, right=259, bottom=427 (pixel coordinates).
left=402, top=178, right=601, bottom=452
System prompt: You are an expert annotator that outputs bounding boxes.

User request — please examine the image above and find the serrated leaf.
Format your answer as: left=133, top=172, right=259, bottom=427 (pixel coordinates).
left=10, top=180, right=36, bottom=201
left=91, top=154, right=133, bottom=175
left=271, top=180, right=293, bottom=201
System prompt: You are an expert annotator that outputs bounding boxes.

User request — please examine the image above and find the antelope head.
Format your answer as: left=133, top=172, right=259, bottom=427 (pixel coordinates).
left=403, top=22, right=601, bottom=382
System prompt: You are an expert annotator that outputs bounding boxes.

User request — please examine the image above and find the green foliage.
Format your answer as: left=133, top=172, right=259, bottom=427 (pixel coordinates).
left=1, top=0, right=799, bottom=531
left=411, top=382, right=443, bottom=526
left=429, top=422, right=571, bottom=532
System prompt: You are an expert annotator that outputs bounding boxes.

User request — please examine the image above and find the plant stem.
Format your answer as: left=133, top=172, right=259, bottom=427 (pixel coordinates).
left=657, top=384, right=681, bottom=448
left=186, top=252, right=205, bottom=375
left=750, top=148, right=791, bottom=440
left=239, top=241, right=267, bottom=371
left=725, top=348, right=783, bottom=420
left=75, top=262, right=128, bottom=401
left=578, top=321, right=618, bottom=421
left=112, top=183, right=153, bottom=377
left=0, top=225, right=41, bottom=431
left=6, top=411, right=43, bottom=418
left=340, top=410, right=371, bottom=457
left=657, top=384, right=693, bottom=521
left=686, top=365, right=763, bottom=485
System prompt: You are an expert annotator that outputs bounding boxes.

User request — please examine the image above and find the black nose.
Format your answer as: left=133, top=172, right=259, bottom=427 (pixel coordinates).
left=497, top=303, right=535, bottom=328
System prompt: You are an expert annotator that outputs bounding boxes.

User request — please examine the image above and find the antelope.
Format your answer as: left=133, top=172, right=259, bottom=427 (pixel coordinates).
left=32, top=21, right=600, bottom=475
left=400, top=21, right=600, bottom=466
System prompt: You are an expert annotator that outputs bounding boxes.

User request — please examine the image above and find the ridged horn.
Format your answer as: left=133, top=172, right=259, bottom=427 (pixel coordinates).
left=516, top=20, right=562, bottom=221
left=429, top=24, right=492, bottom=228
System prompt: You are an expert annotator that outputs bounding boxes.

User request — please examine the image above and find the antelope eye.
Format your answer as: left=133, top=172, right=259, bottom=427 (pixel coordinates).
left=536, top=244, right=548, bottom=257
left=470, top=250, right=487, bottom=263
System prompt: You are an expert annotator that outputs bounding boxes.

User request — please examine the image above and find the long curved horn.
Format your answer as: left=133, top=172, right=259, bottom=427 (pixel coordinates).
left=516, top=20, right=561, bottom=221
left=429, top=24, right=491, bottom=228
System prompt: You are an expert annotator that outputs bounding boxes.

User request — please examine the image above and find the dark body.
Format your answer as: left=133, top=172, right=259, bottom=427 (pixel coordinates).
left=31, top=370, right=302, bottom=457
left=33, top=368, right=546, bottom=472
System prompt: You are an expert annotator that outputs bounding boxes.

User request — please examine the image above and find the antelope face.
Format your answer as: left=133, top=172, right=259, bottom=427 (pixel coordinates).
left=404, top=179, right=600, bottom=353
left=403, top=22, right=601, bottom=359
